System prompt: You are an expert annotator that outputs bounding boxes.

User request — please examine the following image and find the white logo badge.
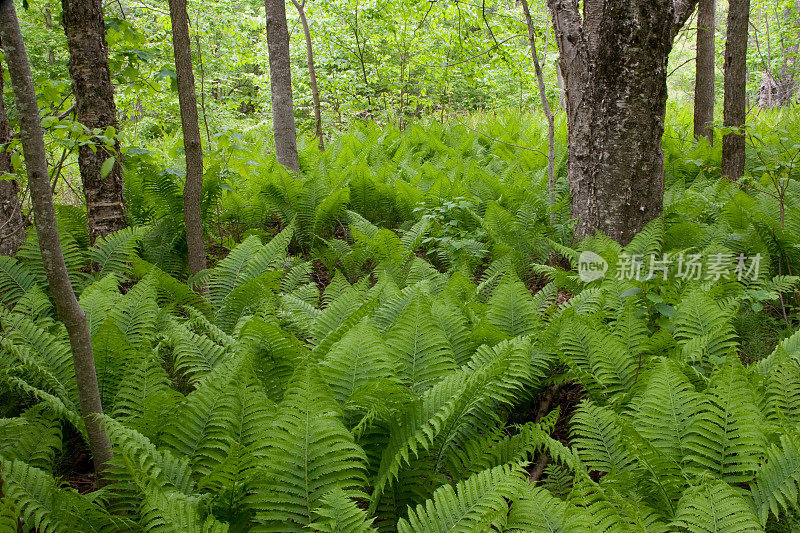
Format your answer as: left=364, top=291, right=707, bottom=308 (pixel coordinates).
left=578, top=251, right=608, bottom=282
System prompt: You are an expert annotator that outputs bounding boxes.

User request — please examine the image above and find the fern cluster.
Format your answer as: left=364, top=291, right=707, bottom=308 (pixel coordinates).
left=3, top=115, right=800, bottom=531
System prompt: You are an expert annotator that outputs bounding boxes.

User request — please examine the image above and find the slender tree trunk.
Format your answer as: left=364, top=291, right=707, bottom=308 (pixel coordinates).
left=722, top=0, right=751, bottom=181
left=62, top=0, right=127, bottom=244
left=168, top=0, right=207, bottom=276
left=45, top=3, right=56, bottom=66
left=291, top=0, right=323, bottom=151
left=0, top=0, right=112, bottom=479
left=265, top=0, right=299, bottom=171
left=520, top=0, right=556, bottom=223
left=694, top=0, right=715, bottom=142
left=548, top=0, right=699, bottom=244
left=0, top=48, right=25, bottom=256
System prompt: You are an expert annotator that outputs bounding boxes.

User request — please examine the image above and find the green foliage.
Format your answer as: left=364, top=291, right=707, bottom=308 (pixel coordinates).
left=5, top=110, right=800, bottom=531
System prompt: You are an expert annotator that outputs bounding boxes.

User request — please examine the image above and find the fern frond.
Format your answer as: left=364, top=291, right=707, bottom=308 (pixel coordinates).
left=571, top=401, right=635, bottom=474
left=89, top=226, right=148, bottom=277
left=140, top=486, right=229, bottom=532
left=632, top=358, right=702, bottom=461
left=0, top=456, right=128, bottom=532
left=672, top=478, right=761, bottom=532
left=396, top=462, right=527, bottom=533
left=0, top=255, right=41, bottom=308
left=506, top=484, right=594, bottom=532
left=384, top=294, right=456, bottom=392
left=684, top=356, right=766, bottom=484
left=248, top=363, right=367, bottom=532
left=486, top=278, right=538, bottom=338
left=750, top=434, right=800, bottom=524
left=309, top=488, right=377, bottom=533
left=319, top=318, right=393, bottom=405
left=0, top=404, right=61, bottom=470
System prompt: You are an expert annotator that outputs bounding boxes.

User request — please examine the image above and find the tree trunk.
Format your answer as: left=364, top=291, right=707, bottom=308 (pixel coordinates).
left=62, top=0, right=127, bottom=244
left=265, top=0, right=299, bottom=171
left=548, top=0, right=699, bottom=245
left=291, top=0, right=324, bottom=151
left=0, top=48, right=25, bottom=256
left=694, top=0, right=715, bottom=142
left=721, top=0, right=750, bottom=181
left=168, top=0, right=207, bottom=276
left=0, top=0, right=112, bottom=480
left=520, top=0, right=556, bottom=223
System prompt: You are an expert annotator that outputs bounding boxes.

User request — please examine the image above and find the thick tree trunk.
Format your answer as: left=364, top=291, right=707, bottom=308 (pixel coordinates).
left=548, top=0, right=699, bottom=245
left=265, top=0, right=300, bottom=171
left=0, top=0, right=112, bottom=479
left=291, top=0, right=324, bottom=151
left=721, top=0, right=750, bottom=181
left=520, top=0, right=556, bottom=222
left=0, top=49, right=25, bottom=256
left=168, top=0, right=207, bottom=276
left=694, top=0, right=715, bottom=142
left=62, top=0, right=127, bottom=244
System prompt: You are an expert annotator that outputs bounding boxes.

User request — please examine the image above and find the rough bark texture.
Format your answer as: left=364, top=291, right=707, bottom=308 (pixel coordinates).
left=265, top=0, right=300, bottom=171
left=548, top=0, right=699, bottom=245
left=62, top=0, right=127, bottom=244
left=721, top=0, right=750, bottom=181
left=0, top=0, right=113, bottom=479
left=168, top=0, right=207, bottom=276
left=292, top=0, right=324, bottom=151
left=694, top=0, right=715, bottom=142
left=0, top=50, right=25, bottom=255
left=520, top=0, right=556, bottom=222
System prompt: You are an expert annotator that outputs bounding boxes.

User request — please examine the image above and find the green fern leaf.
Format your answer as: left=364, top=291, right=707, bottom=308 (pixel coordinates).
left=672, top=479, right=761, bottom=532
left=397, top=462, right=527, bottom=533
left=248, top=363, right=367, bottom=532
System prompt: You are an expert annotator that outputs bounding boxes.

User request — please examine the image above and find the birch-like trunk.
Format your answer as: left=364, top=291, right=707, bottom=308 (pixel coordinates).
left=548, top=0, right=700, bottom=244
left=62, top=0, right=127, bottom=243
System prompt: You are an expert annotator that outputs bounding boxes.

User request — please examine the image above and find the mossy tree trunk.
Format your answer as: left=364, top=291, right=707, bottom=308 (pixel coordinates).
left=62, top=0, right=127, bottom=244
left=266, top=0, right=300, bottom=171
left=694, top=0, right=716, bottom=143
left=168, top=0, right=207, bottom=276
left=722, top=0, right=751, bottom=181
left=548, top=0, right=699, bottom=244
left=0, top=0, right=113, bottom=480
left=0, top=46, right=25, bottom=256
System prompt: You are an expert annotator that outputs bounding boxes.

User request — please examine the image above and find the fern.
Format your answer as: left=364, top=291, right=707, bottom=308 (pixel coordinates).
left=0, top=255, right=41, bottom=308
left=506, top=484, right=594, bottom=532
left=672, top=478, right=762, bottom=532
left=684, top=356, right=766, bottom=484
left=89, top=226, right=148, bottom=277
left=0, top=456, right=127, bottom=532
left=383, top=293, right=456, bottom=392
left=632, top=358, right=702, bottom=462
left=247, top=362, right=367, bottom=532
left=396, top=462, right=527, bottom=533
left=309, top=489, right=377, bottom=533
left=750, top=434, right=800, bottom=524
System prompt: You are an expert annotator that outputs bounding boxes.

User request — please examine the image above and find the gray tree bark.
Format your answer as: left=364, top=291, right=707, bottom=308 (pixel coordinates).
left=548, top=0, right=699, bottom=245
left=265, top=0, right=300, bottom=171
left=62, top=0, right=127, bottom=244
left=0, top=0, right=112, bottom=479
left=168, top=0, right=207, bottom=276
left=722, top=0, right=750, bottom=181
left=0, top=47, right=25, bottom=256
left=694, top=0, right=715, bottom=142
left=291, top=0, right=324, bottom=151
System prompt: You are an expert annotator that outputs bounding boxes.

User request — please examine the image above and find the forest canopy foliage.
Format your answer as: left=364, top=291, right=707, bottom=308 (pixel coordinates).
left=1, top=0, right=800, bottom=532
